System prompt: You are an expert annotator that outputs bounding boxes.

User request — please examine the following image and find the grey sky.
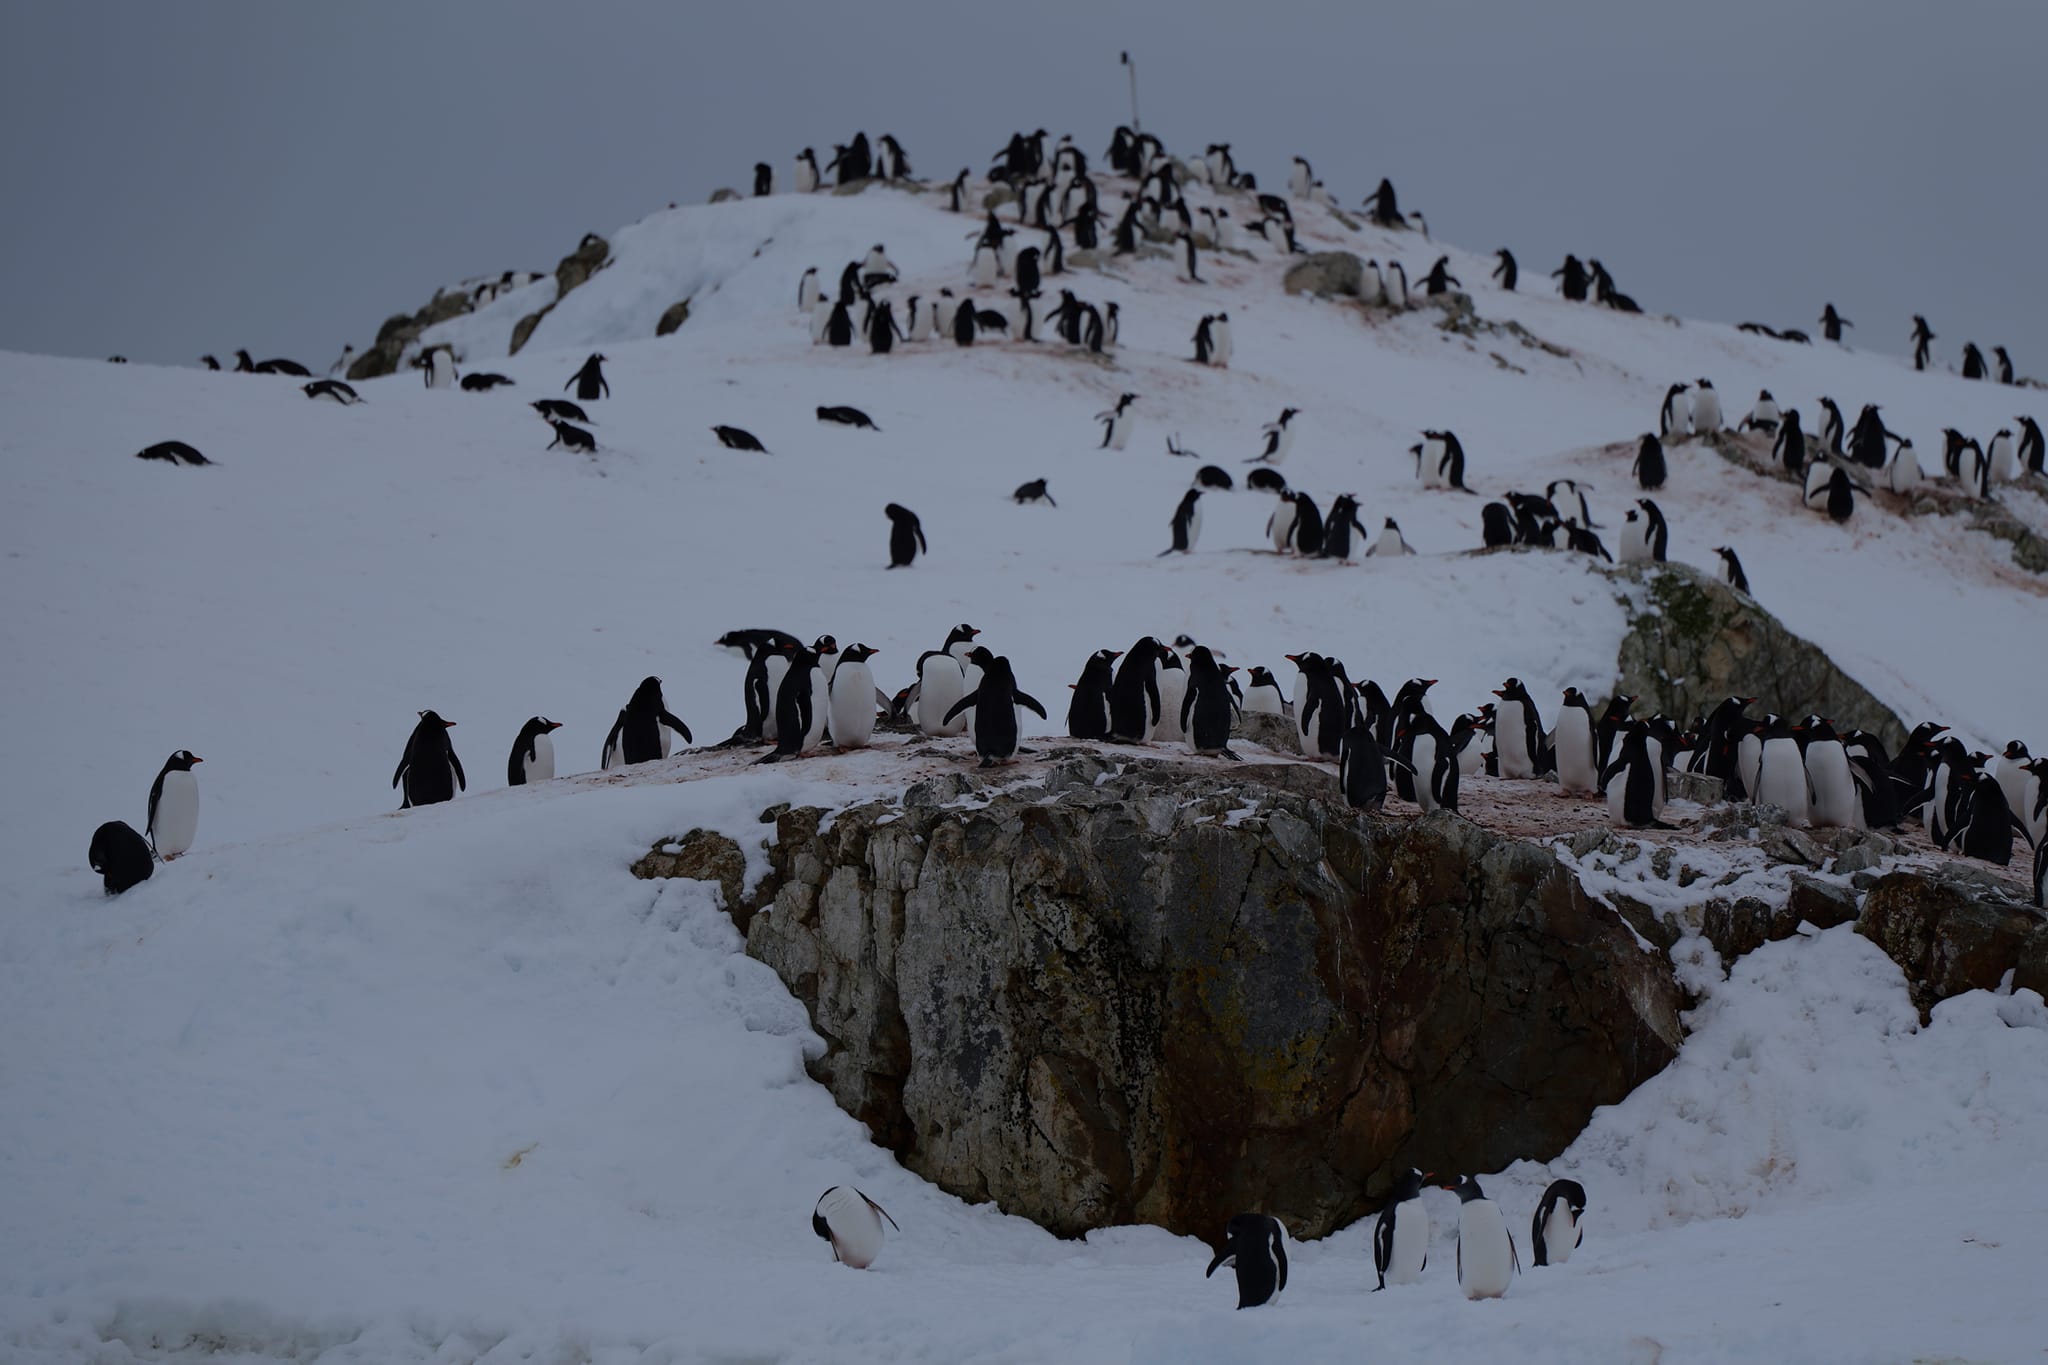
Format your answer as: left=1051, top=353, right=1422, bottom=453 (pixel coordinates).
left=3, top=1, right=2041, bottom=376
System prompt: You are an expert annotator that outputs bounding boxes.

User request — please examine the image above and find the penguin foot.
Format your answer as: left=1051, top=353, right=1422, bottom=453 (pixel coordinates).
left=753, top=752, right=786, bottom=766
left=978, top=758, right=996, bottom=769
left=1219, top=748, right=1242, bottom=761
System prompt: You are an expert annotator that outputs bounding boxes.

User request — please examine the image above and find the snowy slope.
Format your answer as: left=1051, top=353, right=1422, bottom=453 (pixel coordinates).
left=5, top=161, right=2047, bottom=1363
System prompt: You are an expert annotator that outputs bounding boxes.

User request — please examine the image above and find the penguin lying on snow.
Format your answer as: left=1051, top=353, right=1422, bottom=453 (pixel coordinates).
left=812, top=1186, right=899, bottom=1269
left=460, top=372, right=514, bottom=392
left=712, top=424, right=769, bottom=453
left=546, top=420, right=596, bottom=453
left=816, top=404, right=881, bottom=431
left=532, top=398, right=593, bottom=425
left=1013, top=478, right=1055, bottom=506
left=303, top=379, right=362, bottom=404
left=89, top=821, right=155, bottom=894
left=135, top=440, right=213, bottom=466
left=1205, top=1213, right=1288, bottom=1309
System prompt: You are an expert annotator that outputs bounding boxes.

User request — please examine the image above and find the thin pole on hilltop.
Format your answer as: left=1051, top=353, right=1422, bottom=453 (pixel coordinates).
left=1121, top=51, right=1141, bottom=134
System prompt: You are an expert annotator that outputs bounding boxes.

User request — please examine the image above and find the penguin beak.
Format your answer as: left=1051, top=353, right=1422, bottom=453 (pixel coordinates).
left=1491, top=689, right=1505, bottom=698
left=547, top=722, right=563, bottom=731
left=443, top=720, right=457, bottom=728
left=191, top=756, right=204, bottom=764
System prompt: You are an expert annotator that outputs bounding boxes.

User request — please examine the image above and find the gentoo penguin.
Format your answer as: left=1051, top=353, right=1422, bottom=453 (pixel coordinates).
left=1289, top=492, right=1326, bottom=557
left=1373, top=1168, right=1430, bottom=1289
left=1384, top=260, right=1410, bottom=309
left=754, top=647, right=830, bottom=763
left=1420, top=256, right=1461, bottom=296
left=1492, top=678, right=1542, bottom=780
left=1841, top=727, right=1907, bottom=830
left=603, top=678, right=692, bottom=767
left=1802, top=719, right=1861, bottom=829
left=753, top=161, right=773, bottom=196
left=911, top=627, right=975, bottom=737
left=238, top=351, right=313, bottom=376
left=876, top=133, right=911, bottom=181
left=812, top=1186, right=899, bottom=1269
left=1367, top=518, right=1417, bottom=557
left=135, top=441, right=212, bottom=466
left=1108, top=637, right=1166, bottom=741
left=1151, top=648, right=1189, bottom=743
left=1160, top=488, right=1203, bottom=555
left=459, top=372, right=513, bottom=392
left=1208, top=312, right=1233, bottom=367
left=546, top=419, right=596, bottom=454
left=2036, top=837, right=2047, bottom=910
left=1340, top=720, right=1389, bottom=811
left=1691, top=379, right=1723, bottom=434
left=1962, top=343, right=1987, bottom=380
left=1292, top=653, right=1352, bottom=761
left=1754, top=715, right=1811, bottom=825
left=1482, top=502, right=1516, bottom=548
left=1493, top=248, right=1519, bottom=291
left=1848, top=404, right=1899, bottom=469
left=1096, top=393, right=1137, bottom=450
left=1987, top=428, right=2020, bottom=483
left=2019, top=417, right=2045, bottom=476
left=327, top=343, right=355, bottom=376
left=1246, top=467, right=1287, bottom=495
left=1013, top=477, right=1055, bottom=506
left=146, top=750, right=202, bottom=860
left=1318, top=494, right=1368, bottom=560
left=794, top=147, right=821, bottom=193
left=1205, top=1213, right=1289, bottom=1310
left=1714, top=545, right=1751, bottom=594
left=1555, top=689, right=1599, bottom=795
left=796, top=266, right=825, bottom=314
left=1808, top=461, right=1862, bottom=521
left=1633, top=498, right=1670, bottom=560
left=1816, top=397, right=1846, bottom=456
left=943, top=649, right=1045, bottom=766
left=1546, top=478, right=1599, bottom=530
left=1819, top=303, right=1852, bottom=342
left=419, top=347, right=457, bottom=389
left=1596, top=695, right=1638, bottom=784
left=1995, top=346, right=2015, bottom=384
left=1175, top=229, right=1203, bottom=283
left=532, top=398, right=592, bottom=425
left=1232, top=667, right=1284, bottom=719
left=565, top=353, right=608, bottom=402
left=1438, top=1175, right=1518, bottom=1299
left=392, top=710, right=465, bottom=808
left=1402, top=712, right=1461, bottom=813
left=711, top=425, right=768, bottom=453
left=1604, top=722, right=1668, bottom=827
left=1951, top=770, right=2024, bottom=865
left=1552, top=254, right=1590, bottom=301
left=1772, top=409, right=1807, bottom=475
left=817, top=404, right=881, bottom=431
left=885, top=503, right=926, bottom=568
left=303, top=379, right=361, bottom=404
left=1566, top=523, right=1613, bottom=560
left=1365, top=176, right=1404, bottom=227
left=1994, top=742, right=2033, bottom=826
left=826, top=645, right=880, bottom=749
left=1632, top=434, right=1667, bottom=490
left=89, top=821, right=155, bottom=894
left=1530, top=1179, right=1587, bottom=1267
left=1738, top=389, right=1781, bottom=435
left=1181, top=647, right=1239, bottom=759
left=1911, top=314, right=1935, bottom=370
left=1067, top=648, right=1121, bottom=739
left=505, top=717, right=561, bottom=786
left=1411, top=429, right=1472, bottom=490
left=1288, top=155, right=1313, bottom=198
left=864, top=299, right=905, bottom=354
left=1250, top=408, right=1301, bottom=464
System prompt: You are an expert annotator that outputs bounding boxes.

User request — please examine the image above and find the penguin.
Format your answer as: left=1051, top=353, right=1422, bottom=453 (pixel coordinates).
left=1067, top=648, right=1121, bottom=739
left=1691, top=379, right=1723, bottom=434
left=1340, top=720, right=1389, bottom=812
left=1108, top=637, right=1165, bottom=741
left=1420, top=256, right=1461, bottom=296
left=885, top=503, right=926, bottom=568
left=1819, top=304, right=1852, bottom=342
left=1288, top=155, right=1313, bottom=199
left=2036, top=837, right=2046, bottom=910
left=1808, top=462, right=1861, bottom=521
left=1250, top=408, right=1301, bottom=464
left=1995, top=742, right=2034, bottom=824
left=135, top=441, right=212, bottom=467
left=1634, top=498, right=1669, bottom=561
left=1366, top=177, right=1403, bottom=228
left=531, top=398, right=592, bottom=425
left=2018, top=417, right=2045, bottom=476
left=1555, top=689, right=1599, bottom=795
left=756, top=646, right=835, bottom=763
left=1987, top=428, right=2020, bottom=483
left=1384, top=261, right=1410, bottom=309
left=1247, top=467, right=1288, bottom=494
left=1437, top=1175, right=1518, bottom=1300
left=1358, top=259, right=1386, bottom=307
left=1962, top=343, right=1987, bottom=380
left=1816, top=398, right=1845, bottom=456
left=1801, top=719, right=1861, bottom=829
left=1632, top=433, right=1667, bottom=489
left=1198, top=312, right=1233, bottom=368
left=1290, top=492, right=1326, bottom=557
left=712, top=424, right=768, bottom=453
left=201, top=355, right=222, bottom=370
left=1838, top=728, right=1906, bottom=830
left=1411, top=429, right=1472, bottom=491
left=1713, top=545, right=1751, bottom=594
left=1910, top=314, right=1935, bottom=370
left=1754, top=715, right=1811, bottom=825
left=1318, top=495, right=1368, bottom=560
left=1372, top=1168, right=1430, bottom=1289
left=240, top=352, right=312, bottom=376
left=753, top=161, right=773, bottom=196
left=1096, top=393, right=1137, bottom=450
left=1403, top=711, right=1461, bottom=813
left=914, top=626, right=977, bottom=737
left=1204, top=1213, right=1289, bottom=1310
left=811, top=1186, right=899, bottom=1269
left=566, top=353, right=609, bottom=402
left=1366, top=518, right=1417, bottom=557
left=864, top=299, right=905, bottom=354
left=1772, top=409, right=1807, bottom=476
left=794, top=147, right=821, bottom=193
left=1486, top=679, right=1539, bottom=780
left=1922, top=738, right=1972, bottom=847
left=1160, top=488, right=1202, bottom=555
left=327, top=344, right=355, bottom=376
left=1011, top=245, right=1041, bottom=298
left=602, top=678, right=692, bottom=768
left=1546, top=479, right=1599, bottom=530
left=1603, top=722, right=1668, bottom=828
left=303, top=379, right=361, bottom=404
left=1595, top=695, right=1638, bottom=784
left=1181, top=647, right=1239, bottom=758
left=1481, top=502, right=1516, bottom=548
left=392, top=710, right=465, bottom=808
left=1953, top=435, right=1988, bottom=498
left=1174, top=229, right=1203, bottom=284
left=419, top=347, right=457, bottom=389
left=89, top=820, right=156, bottom=894
left=1145, top=648, right=1188, bottom=744
left=1530, top=1179, right=1587, bottom=1267
left=822, top=644, right=879, bottom=750
left=1951, top=770, right=2025, bottom=866
left=546, top=420, right=596, bottom=454
left=903, top=293, right=933, bottom=343
left=505, top=717, right=561, bottom=786
left=1566, top=523, right=1613, bottom=561
left=876, top=133, right=911, bottom=181
left=459, top=372, right=513, bottom=392
left=818, top=405, right=881, bottom=431
left=796, top=266, right=825, bottom=314
left=1738, top=389, right=1781, bottom=435
left=146, top=750, right=202, bottom=860
left=1013, top=478, right=1055, bottom=506
left=1492, top=249, right=1518, bottom=291
left=1551, top=255, right=1590, bottom=301
left=1995, top=346, right=2015, bottom=385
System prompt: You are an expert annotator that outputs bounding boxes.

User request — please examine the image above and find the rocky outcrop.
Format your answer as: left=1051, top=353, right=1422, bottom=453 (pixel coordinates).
left=1615, top=564, right=1908, bottom=751
left=655, top=299, right=692, bottom=337
left=663, top=755, right=1683, bottom=1240
left=508, top=232, right=612, bottom=357
left=346, top=289, right=478, bottom=382
left=1282, top=252, right=1364, bottom=299
left=708, top=188, right=741, bottom=204
left=1858, top=871, right=2048, bottom=1015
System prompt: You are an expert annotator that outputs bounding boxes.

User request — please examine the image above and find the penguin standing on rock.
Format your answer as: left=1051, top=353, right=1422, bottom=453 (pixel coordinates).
left=1714, top=546, right=1751, bottom=594
left=603, top=678, right=692, bottom=767
left=147, top=750, right=202, bottom=860
left=566, top=354, right=609, bottom=402
left=1205, top=1214, right=1289, bottom=1309
left=1659, top=384, right=1692, bottom=440
left=1555, top=689, right=1599, bottom=795
left=1530, top=1179, right=1587, bottom=1266
left=506, top=717, right=562, bottom=786
left=1438, top=1175, right=1519, bottom=1300
left=1109, top=638, right=1166, bottom=741
left=885, top=503, right=926, bottom=568
left=1492, top=678, right=1543, bottom=779
left=1604, top=721, right=1669, bottom=828
left=827, top=644, right=880, bottom=750
left=1067, top=648, right=1121, bottom=739
left=1180, top=646, right=1239, bottom=758
left=1341, top=720, right=1390, bottom=811
left=756, top=647, right=829, bottom=763
left=89, top=822, right=155, bottom=894
left=1373, top=1168, right=1430, bottom=1288
left=1420, top=257, right=1461, bottom=296
left=1691, top=379, right=1722, bottom=434
left=392, top=711, right=465, bottom=808
left=812, top=1186, right=899, bottom=1269
left=945, top=648, right=1046, bottom=766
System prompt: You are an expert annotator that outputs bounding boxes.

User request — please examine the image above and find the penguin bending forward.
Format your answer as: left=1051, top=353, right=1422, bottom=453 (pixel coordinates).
left=1205, top=1213, right=1289, bottom=1309
left=1531, top=1178, right=1587, bottom=1267
left=812, top=1186, right=900, bottom=1269
left=89, top=821, right=155, bottom=894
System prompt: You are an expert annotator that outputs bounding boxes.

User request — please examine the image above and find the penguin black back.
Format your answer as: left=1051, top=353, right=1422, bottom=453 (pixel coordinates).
left=944, top=647, right=1048, bottom=766
left=507, top=716, right=562, bottom=786
left=884, top=503, right=926, bottom=568
left=1340, top=720, right=1388, bottom=811
left=1180, top=646, right=1238, bottom=757
left=712, top=425, right=768, bottom=453
left=1067, top=648, right=1121, bottom=739
left=1204, top=1213, right=1288, bottom=1309
left=1531, top=1178, right=1587, bottom=1266
left=135, top=440, right=212, bottom=467
left=88, top=820, right=155, bottom=894
left=817, top=405, right=881, bottom=431
left=392, top=710, right=465, bottom=808
left=1632, top=434, right=1666, bottom=490
left=566, top=353, right=609, bottom=402
left=1108, top=638, right=1164, bottom=741
left=606, top=677, right=692, bottom=766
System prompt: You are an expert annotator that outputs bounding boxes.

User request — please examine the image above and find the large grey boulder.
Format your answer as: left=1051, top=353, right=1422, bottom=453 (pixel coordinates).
left=1282, top=252, right=1364, bottom=299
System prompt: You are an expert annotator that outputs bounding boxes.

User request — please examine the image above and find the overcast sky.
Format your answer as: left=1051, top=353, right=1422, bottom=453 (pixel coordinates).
left=3, top=1, right=2041, bottom=375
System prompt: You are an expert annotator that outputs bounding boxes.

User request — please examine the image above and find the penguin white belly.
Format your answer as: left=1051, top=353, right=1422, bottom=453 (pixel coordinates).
left=803, top=673, right=831, bottom=752
left=1387, top=1202, right=1429, bottom=1285
left=1994, top=761, right=2029, bottom=827
left=427, top=353, right=454, bottom=388
left=762, top=657, right=790, bottom=740
left=151, top=770, right=199, bottom=859
left=1153, top=670, right=1188, bottom=742
left=1806, top=742, right=1860, bottom=828
left=1213, top=328, right=1232, bottom=368
left=2022, top=775, right=2045, bottom=847
left=815, top=1186, right=888, bottom=1269
left=1692, top=391, right=1722, bottom=433
left=1541, top=1202, right=1578, bottom=1265
left=1457, top=737, right=1483, bottom=777
left=955, top=659, right=983, bottom=735
left=1245, top=686, right=1282, bottom=717
left=1885, top=444, right=1921, bottom=493
left=1605, top=767, right=1632, bottom=825
left=970, top=250, right=998, bottom=287
left=1989, top=434, right=2018, bottom=482
left=919, top=658, right=966, bottom=736
left=1738, top=733, right=1763, bottom=801
left=1667, top=394, right=1693, bottom=437
left=830, top=663, right=876, bottom=749
left=1957, top=449, right=1984, bottom=496
left=809, top=308, right=833, bottom=345
left=1457, top=1200, right=1515, bottom=1299
left=1419, top=439, right=1446, bottom=487
left=1269, top=505, right=1298, bottom=553
left=1556, top=710, right=1597, bottom=794
left=1412, top=733, right=1442, bottom=812
left=1757, top=739, right=1810, bottom=824
left=1108, top=412, right=1132, bottom=451
left=525, top=732, right=556, bottom=783
left=1648, top=736, right=1667, bottom=810
left=1495, top=702, right=1534, bottom=779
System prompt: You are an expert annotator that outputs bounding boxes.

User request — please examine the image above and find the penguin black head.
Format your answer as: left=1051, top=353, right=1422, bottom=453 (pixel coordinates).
left=2003, top=740, right=2031, bottom=761
left=630, top=678, right=663, bottom=706
left=162, top=750, right=203, bottom=771
left=1436, top=1174, right=1486, bottom=1201
left=944, top=623, right=980, bottom=650
left=1389, top=1167, right=1427, bottom=1201
left=841, top=643, right=878, bottom=664
left=812, top=635, right=839, bottom=657
left=418, top=709, right=456, bottom=728
left=962, top=644, right=998, bottom=670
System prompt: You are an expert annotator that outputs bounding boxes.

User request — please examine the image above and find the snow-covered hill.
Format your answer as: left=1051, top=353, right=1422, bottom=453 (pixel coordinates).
left=4, top=159, right=2045, bottom=1362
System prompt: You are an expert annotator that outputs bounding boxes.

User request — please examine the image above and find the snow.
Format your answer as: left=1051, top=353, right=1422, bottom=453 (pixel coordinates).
left=5, top=164, right=2047, bottom=1362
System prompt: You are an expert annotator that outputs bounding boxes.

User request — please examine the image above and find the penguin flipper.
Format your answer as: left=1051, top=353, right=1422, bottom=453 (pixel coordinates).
left=449, top=747, right=466, bottom=792
left=859, top=1190, right=901, bottom=1232
left=943, top=689, right=982, bottom=725
left=1204, top=1249, right=1227, bottom=1279
left=1015, top=691, right=1049, bottom=721
left=661, top=709, right=693, bottom=745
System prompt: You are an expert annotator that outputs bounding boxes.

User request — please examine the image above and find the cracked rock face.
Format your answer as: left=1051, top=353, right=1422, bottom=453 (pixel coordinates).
left=669, top=755, right=1684, bottom=1239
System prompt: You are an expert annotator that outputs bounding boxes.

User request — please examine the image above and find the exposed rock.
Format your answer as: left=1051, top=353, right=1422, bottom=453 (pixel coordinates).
left=553, top=232, right=611, bottom=298
left=509, top=306, right=553, bottom=357
left=708, top=188, right=741, bottom=204
left=1615, top=564, right=1907, bottom=751
left=656, top=299, right=692, bottom=337
left=631, top=827, right=750, bottom=931
left=1231, top=711, right=1300, bottom=753
left=1855, top=871, right=2046, bottom=1017
left=1283, top=252, right=1364, bottom=299
left=1971, top=501, right=2048, bottom=575
left=723, top=757, right=1682, bottom=1239
left=346, top=289, right=477, bottom=382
